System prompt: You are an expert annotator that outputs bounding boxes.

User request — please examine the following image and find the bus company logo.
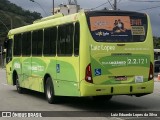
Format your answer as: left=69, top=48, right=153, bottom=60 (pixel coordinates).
left=31, top=66, right=44, bottom=72
left=95, top=31, right=109, bottom=36
left=95, top=31, right=103, bottom=36
left=14, top=62, right=20, bottom=69
left=103, top=32, right=110, bottom=36
left=91, top=44, right=115, bottom=51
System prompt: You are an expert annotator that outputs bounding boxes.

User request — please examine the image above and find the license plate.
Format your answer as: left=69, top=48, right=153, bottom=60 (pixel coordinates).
left=115, top=76, right=127, bottom=81
left=135, top=76, right=143, bottom=83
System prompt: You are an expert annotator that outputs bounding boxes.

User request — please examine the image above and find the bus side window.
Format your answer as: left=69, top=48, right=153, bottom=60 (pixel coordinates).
left=74, top=22, right=80, bottom=56
left=14, top=34, right=22, bottom=56
left=37, top=30, right=43, bottom=56
left=26, top=32, right=31, bottom=56
left=32, top=31, right=38, bottom=56
left=44, top=27, right=57, bottom=56
left=58, top=24, right=73, bottom=56
left=50, top=27, right=57, bottom=56
left=57, top=25, right=66, bottom=56
left=22, top=32, right=31, bottom=56
left=32, top=30, right=43, bottom=56
left=66, top=24, right=74, bottom=56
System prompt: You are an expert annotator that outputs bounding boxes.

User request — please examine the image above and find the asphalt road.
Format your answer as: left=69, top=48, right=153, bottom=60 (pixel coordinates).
left=0, top=68, right=160, bottom=120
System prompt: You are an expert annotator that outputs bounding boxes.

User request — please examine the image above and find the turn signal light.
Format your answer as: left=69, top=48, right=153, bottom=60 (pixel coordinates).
left=85, top=64, right=93, bottom=83
left=148, top=62, right=153, bottom=81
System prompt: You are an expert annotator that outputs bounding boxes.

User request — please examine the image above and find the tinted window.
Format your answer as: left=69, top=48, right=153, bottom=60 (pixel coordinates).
left=22, top=32, right=31, bottom=56
left=57, top=24, right=74, bottom=56
left=37, top=30, right=43, bottom=55
left=14, top=34, right=21, bottom=56
left=32, top=30, right=43, bottom=56
left=74, top=22, right=80, bottom=56
left=44, top=27, right=57, bottom=56
left=86, top=11, right=147, bottom=42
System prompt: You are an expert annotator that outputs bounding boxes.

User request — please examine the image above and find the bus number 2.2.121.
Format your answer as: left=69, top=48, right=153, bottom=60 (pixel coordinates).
left=127, top=58, right=148, bottom=65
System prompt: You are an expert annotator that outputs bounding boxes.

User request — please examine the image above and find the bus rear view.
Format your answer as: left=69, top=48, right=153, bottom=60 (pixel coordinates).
left=80, top=11, right=154, bottom=100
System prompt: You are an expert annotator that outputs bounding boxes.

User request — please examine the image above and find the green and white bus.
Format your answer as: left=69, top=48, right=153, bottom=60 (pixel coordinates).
left=4, top=10, right=154, bottom=104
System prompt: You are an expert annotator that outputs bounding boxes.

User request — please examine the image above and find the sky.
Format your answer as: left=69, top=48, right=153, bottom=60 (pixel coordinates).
left=8, top=0, right=160, bottom=37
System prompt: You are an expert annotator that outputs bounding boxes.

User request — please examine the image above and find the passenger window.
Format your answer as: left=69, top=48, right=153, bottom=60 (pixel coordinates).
left=44, top=27, right=57, bottom=56
left=22, top=32, right=31, bottom=56
left=32, top=30, right=43, bottom=56
left=74, top=22, right=80, bottom=56
left=57, top=24, right=74, bottom=56
left=14, top=34, right=22, bottom=56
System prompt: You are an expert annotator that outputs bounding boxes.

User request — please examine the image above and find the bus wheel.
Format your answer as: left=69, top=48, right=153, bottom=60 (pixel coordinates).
left=45, top=77, right=58, bottom=104
left=92, top=95, right=112, bottom=102
left=16, top=74, right=24, bottom=94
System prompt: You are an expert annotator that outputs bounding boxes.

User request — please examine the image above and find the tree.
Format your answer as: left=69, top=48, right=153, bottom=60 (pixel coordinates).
left=153, top=36, right=160, bottom=49
left=0, top=0, right=42, bottom=45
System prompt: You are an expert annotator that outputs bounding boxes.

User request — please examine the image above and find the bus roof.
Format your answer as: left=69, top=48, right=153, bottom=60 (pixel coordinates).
left=8, top=10, right=147, bottom=36
left=8, top=12, right=80, bottom=36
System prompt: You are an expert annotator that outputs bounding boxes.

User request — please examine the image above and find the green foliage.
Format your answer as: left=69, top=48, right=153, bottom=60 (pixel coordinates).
left=0, top=0, right=41, bottom=20
left=0, top=0, right=42, bottom=46
left=153, top=36, right=160, bottom=49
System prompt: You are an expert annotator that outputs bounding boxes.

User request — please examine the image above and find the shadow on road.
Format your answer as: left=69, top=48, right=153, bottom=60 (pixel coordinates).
left=11, top=89, right=145, bottom=111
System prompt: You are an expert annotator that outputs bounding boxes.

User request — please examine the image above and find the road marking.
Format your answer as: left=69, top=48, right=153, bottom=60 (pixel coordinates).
left=1, top=83, right=8, bottom=86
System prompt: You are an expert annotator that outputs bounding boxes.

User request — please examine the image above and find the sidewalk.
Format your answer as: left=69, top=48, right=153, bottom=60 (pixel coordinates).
left=154, top=72, right=159, bottom=82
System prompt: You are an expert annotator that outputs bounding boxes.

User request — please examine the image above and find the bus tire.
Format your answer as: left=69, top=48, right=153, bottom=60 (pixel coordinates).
left=45, top=77, right=58, bottom=104
left=16, top=74, right=24, bottom=94
left=92, top=95, right=112, bottom=102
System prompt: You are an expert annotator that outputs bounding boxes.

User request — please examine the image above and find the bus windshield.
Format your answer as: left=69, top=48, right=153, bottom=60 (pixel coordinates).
left=86, top=11, right=147, bottom=42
